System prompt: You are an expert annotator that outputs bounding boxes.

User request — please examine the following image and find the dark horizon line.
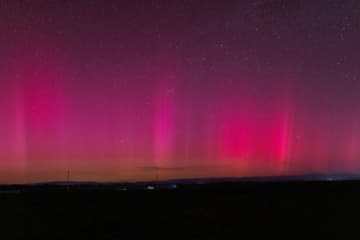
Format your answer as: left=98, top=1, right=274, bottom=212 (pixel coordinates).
left=2, top=172, right=360, bottom=187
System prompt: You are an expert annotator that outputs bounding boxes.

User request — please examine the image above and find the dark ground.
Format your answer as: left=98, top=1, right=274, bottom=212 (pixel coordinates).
left=1, top=181, right=359, bottom=239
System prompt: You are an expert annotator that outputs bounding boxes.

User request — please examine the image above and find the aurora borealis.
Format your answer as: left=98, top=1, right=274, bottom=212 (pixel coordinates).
left=1, top=0, right=360, bottom=183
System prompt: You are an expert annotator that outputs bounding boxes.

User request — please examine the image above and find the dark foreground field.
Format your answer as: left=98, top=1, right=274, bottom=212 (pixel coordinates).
left=1, top=181, right=359, bottom=239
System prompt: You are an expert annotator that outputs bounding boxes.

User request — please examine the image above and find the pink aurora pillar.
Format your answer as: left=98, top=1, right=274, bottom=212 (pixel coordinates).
left=153, top=77, right=176, bottom=167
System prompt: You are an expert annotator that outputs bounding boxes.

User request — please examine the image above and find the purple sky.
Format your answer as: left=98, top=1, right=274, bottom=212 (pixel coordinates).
left=0, top=0, right=360, bottom=183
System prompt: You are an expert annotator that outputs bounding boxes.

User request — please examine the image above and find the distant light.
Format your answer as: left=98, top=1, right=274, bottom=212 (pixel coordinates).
left=119, top=187, right=127, bottom=191
left=146, top=186, right=155, bottom=190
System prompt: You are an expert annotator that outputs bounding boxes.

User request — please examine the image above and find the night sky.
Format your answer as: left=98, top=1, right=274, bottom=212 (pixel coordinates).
left=1, top=0, right=360, bottom=183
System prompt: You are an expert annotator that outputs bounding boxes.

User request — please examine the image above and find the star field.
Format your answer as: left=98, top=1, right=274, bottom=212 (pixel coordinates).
left=0, top=0, right=360, bottom=183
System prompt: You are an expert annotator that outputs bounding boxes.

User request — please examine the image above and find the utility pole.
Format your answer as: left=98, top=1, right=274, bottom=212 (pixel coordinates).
left=66, top=170, right=70, bottom=192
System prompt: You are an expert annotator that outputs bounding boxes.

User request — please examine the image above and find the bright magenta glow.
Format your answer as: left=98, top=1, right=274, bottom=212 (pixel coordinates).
left=154, top=80, right=176, bottom=167
left=0, top=1, right=360, bottom=183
